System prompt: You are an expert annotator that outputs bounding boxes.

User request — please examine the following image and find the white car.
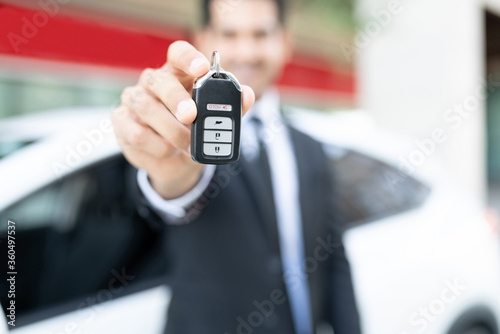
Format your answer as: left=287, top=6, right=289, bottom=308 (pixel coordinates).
left=0, top=107, right=499, bottom=334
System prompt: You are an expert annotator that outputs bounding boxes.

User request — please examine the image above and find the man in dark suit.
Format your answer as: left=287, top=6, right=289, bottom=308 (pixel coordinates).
left=112, top=0, right=362, bottom=333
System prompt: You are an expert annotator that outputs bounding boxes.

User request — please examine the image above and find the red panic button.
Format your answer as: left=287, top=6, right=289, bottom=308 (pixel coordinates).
left=207, top=104, right=233, bottom=111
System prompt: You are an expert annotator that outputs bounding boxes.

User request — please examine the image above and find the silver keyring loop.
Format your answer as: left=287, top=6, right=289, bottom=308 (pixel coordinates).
left=211, top=51, right=221, bottom=77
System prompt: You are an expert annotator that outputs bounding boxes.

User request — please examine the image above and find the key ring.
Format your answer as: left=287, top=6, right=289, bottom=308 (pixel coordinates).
left=193, top=50, right=241, bottom=91
left=211, top=51, right=221, bottom=77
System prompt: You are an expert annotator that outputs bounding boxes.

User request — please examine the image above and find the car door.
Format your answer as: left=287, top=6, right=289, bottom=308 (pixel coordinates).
left=0, top=155, right=170, bottom=333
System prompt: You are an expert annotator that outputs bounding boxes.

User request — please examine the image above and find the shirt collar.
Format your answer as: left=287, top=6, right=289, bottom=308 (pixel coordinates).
left=244, top=87, right=281, bottom=126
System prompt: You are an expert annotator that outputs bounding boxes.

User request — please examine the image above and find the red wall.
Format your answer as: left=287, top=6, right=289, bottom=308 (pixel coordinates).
left=0, top=4, right=355, bottom=104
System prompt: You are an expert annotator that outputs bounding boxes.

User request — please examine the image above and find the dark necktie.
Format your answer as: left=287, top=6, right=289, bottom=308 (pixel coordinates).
left=242, top=117, right=280, bottom=254
left=249, top=117, right=273, bottom=195
left=246, top=115, right=314, bottom=334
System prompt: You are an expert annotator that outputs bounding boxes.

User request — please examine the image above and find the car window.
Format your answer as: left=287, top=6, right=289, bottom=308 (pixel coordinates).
left=0, top=139, right=35, bottom=159
left=0, top=156, right=167, bottom=326
left=323, top=144, right=431, bottom=228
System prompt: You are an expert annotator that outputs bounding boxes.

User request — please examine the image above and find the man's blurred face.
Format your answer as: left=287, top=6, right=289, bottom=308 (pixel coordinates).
left=195, top=0, right=292, bottom=100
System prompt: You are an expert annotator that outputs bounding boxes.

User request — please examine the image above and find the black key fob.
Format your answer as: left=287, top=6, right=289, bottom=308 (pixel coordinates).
left=191, top=51, right=242, bottom=164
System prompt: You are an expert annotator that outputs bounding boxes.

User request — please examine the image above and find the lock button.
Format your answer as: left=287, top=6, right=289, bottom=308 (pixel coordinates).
left=204, top=130, right=232, bottom=143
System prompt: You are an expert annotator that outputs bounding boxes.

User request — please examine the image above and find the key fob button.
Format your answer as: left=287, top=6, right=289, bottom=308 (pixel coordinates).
left=204, top=130, right=232, bottom=143
left=203, top=143, right=232, bottom=156
left=204, top=117, right=233, bottom=130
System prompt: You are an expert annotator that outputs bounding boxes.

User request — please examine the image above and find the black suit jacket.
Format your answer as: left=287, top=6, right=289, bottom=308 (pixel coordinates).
left=138, top=126, right=361, bottom=334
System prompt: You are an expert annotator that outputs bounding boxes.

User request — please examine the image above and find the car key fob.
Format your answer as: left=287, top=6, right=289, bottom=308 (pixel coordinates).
left=191, top=51, right=242, bottom=164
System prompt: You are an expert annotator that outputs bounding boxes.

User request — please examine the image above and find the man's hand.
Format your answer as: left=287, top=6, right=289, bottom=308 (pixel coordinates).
left=112, top=41, right=255, bottom=199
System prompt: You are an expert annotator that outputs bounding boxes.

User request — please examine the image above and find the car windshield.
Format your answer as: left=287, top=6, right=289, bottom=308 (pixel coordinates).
left=323, top=144, right=431, bottom=228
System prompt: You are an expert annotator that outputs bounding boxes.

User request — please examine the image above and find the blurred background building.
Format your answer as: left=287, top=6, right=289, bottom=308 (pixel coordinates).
left=1, top=0, right=500, bottom=208
left=0, top=0, right=356, bottom=117
left=355, top=0, right=500, bottom=209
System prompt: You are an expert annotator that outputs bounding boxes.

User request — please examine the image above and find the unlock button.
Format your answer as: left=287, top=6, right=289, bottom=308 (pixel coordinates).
left=204, top=143, right=231, bottom=156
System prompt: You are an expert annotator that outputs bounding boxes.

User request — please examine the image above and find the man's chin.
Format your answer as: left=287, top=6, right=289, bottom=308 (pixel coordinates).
left=250, top=86, right=267, bottom=101
left=238, top=80, right=269, bottom=98
left=231, top=70, right=267, bottom=86
left=235, top=75, right=258, bottom=86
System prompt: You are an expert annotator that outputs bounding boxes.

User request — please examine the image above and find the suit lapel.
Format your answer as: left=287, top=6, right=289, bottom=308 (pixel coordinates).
left=288, top=125, right=320, bottom=245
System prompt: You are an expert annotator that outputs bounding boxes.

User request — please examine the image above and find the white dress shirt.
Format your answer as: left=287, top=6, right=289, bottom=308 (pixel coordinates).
left=137, top=88, right=314, bottom=334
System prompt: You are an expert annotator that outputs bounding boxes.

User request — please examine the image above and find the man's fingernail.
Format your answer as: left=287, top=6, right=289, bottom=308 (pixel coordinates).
left=189, top=58, right=207, bottom=74
left=177, top=99, right=194, bottom=119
